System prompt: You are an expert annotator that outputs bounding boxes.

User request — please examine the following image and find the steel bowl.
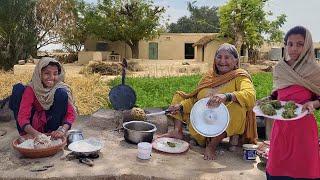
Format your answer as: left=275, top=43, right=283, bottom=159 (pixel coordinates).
left=67, top=129, right=84, bottom=146
left=123, top=121, right=157, bottom=144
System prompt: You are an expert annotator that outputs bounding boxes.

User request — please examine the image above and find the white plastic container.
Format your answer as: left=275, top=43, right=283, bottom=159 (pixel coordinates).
left=243, top=144, right=258, bottom=161
left=137, top=142, right=152, bottom=160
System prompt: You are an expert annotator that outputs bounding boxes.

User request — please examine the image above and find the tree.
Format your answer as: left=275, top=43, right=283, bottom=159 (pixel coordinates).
left=60, top=0, right=97, bottom=52
left=218, top=0, right=286, bottom=60
left=35, top=0, right=76, bottom=50
left=169, top=2, right=219, bottom=33
left=95, top=0, right=165, bottom=59
left=0, top=0, right=37, bottom=70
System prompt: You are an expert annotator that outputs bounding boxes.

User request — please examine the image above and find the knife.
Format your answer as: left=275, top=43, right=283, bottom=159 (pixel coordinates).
left=146, top=110, right=171, bottom=117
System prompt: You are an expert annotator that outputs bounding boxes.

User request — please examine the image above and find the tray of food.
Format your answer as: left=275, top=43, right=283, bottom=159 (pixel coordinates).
left=253, top=99, right=308, bottom=120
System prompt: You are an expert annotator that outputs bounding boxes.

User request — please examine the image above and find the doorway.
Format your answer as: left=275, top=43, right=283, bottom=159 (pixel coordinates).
left=185, top=43, right=194, bottom=59
left=149, top=42, right=158, bottom=60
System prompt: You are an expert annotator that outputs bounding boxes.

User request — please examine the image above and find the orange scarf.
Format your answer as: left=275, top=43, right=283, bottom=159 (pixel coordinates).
left=177, top=69, right=257, bottom=144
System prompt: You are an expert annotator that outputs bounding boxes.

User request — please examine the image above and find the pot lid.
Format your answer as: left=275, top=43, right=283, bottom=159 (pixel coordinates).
left=190, top=97, right=230, bottom=137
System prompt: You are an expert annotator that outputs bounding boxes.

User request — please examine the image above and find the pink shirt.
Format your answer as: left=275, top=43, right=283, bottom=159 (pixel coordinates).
left=18, top=86, right=75, bottom=134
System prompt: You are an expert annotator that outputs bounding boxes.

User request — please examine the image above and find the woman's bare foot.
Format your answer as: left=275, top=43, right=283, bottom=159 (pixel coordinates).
left=203, top=132, right=227, bottom=160
left=157, top=130, right=183, bottom=139
left=204, top=145, right=216, bottom=160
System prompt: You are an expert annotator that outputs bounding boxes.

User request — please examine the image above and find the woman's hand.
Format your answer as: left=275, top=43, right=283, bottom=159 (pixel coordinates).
left=167, top=104, right=182, bottom=115
left=302, top=101, right=317, bottom=114
left=207, top=94, right=227, bottom=108
left=51, top=126, right=67, bottom=139
left=35, top=133, right=51, bottom=144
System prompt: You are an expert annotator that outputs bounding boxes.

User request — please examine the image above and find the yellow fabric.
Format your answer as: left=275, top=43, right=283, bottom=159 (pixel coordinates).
left=169, top=70, right=257, bottom=146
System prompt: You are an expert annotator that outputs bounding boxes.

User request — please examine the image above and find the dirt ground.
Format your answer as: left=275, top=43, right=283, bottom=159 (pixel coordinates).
left=0, top=109, right=267, bottom=180
left=0, top=60, right=272, bottom=179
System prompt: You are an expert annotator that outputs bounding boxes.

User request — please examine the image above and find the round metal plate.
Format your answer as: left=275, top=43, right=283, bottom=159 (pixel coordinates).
left=253, top=101, right=307, bottom=121
left=109, top=85, right=136, bottom=110
left=190, top=97, right=230, bottom=137
left=152, top=137, right=189, bottom=154
left=68, top=138, right=103, bottom=154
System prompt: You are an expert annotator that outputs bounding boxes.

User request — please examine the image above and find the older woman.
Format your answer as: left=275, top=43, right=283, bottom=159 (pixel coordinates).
left=266, top=26, right=320, bottom=179
left=9, top=57, right=76, bottom=142
left=161, top=43, right=257, bottom=160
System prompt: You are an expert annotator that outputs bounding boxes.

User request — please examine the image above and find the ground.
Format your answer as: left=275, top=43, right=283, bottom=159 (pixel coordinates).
left=0, top=60, right=271, bottom=179
left=0, top=109, right=266, bottom=180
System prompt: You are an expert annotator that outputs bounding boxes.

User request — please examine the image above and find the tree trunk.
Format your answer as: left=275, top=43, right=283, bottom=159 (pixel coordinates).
left=128, top=41, right=139, bottom=59
left=234, top=33, right=243, bottom=53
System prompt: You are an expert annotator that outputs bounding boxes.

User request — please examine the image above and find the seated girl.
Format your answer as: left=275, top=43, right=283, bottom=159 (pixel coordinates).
left=9, top=57, right=76, bottom=142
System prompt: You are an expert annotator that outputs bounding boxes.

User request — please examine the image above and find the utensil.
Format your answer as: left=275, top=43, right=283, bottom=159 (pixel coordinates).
left=67, top=129, right=84, bottom=146
left=152, top=137, right=189, bottom=154
left=253, top=101, right=307, bottom=121
left=68, top=138, right=103, bottom=155
left=190, top=97, right=230, bottom=137
left=145, top=110, right=170, bottom=117
left=122, top=121, right=157, bottom=144
left=108, top=58, right=136, bottom=110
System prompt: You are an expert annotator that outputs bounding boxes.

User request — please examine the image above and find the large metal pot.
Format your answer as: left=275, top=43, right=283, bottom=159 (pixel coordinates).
left=123, top=121, right=157, bottom=144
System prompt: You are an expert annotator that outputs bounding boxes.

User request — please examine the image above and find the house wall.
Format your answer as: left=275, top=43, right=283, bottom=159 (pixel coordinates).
left=84, top=33, right=217, bottom=61
left=202, top=40, right=226, bottom=64
left=139, top=33, right=214, bottom=60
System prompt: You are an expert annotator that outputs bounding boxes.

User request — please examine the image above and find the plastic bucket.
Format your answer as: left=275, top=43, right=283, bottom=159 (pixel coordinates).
left=243, top=144, right=258, bottom=161
left=137, top=142, right=152, bottom=160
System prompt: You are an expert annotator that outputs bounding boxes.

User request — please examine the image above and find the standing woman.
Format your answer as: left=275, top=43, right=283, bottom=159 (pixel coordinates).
left=9, top=57, right=76, bottom=141
left=266, top=26, right=320, bottom=179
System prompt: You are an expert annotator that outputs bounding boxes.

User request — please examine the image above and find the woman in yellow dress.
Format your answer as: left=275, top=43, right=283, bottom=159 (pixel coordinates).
left=161, top=43, right=257, bottom=160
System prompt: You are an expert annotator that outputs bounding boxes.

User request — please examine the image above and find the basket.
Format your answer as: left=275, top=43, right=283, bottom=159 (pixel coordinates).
left=12, top=134, right=66, bottom=158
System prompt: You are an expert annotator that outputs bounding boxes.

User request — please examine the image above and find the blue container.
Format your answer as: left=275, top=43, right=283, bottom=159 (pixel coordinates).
left=243, top=144, right=258, bottom=161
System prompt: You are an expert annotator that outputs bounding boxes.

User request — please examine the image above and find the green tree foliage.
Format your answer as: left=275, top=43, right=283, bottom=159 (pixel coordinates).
left=93, top=0, right=165, bottom=58
left=169, top=2, right=219, bottom=33
left=218, top=0, right=286, bottom=57
left=60, top=0, right=97, bottom=52
left=0, top=0, right=37, bottom=70
left=0, top=0, right=77, bottom=70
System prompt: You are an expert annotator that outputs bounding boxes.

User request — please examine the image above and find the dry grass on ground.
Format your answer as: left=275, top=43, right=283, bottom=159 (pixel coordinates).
left=0, top=71, right=109, bottom=115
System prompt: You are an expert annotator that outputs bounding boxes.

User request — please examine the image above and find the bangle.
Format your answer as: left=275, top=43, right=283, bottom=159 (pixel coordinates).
left=57, top=126, right=66, bottom=133
left=179, top=104, right=184, bottom=114
left=224, top=93, right=232, bottom=102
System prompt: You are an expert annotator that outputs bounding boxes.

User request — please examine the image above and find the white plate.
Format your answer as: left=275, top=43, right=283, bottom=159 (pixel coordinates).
left=253, top=101, right=307, bottom=121
left=68, top=138, right=103, bottom=153
left=152, top=137, right=189, bottom=154
left=190, top=97, right=230, bottom=137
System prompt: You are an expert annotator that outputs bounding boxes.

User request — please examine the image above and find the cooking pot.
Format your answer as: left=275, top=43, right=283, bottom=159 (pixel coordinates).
left=108, top=58, right=136, bottom=110
left=123, top=121, right=157, bottom=144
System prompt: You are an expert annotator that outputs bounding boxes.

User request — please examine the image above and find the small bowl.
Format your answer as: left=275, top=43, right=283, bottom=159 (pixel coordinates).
left=123, top=121, right=157, bottom=144
left=67, top=129, right=84, bottom=146
left=12, top=134, right=66, bottom=158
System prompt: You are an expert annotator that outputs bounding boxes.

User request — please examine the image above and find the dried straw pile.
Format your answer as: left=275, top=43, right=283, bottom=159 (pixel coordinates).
left=80, top=62, right=122, bottom=75
left=0, top=71, right=109, bottom=115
